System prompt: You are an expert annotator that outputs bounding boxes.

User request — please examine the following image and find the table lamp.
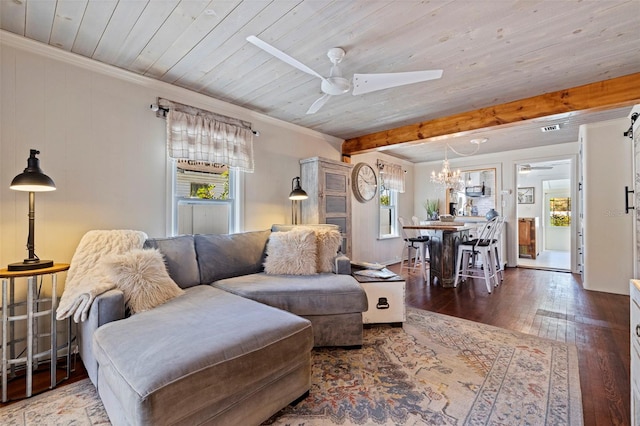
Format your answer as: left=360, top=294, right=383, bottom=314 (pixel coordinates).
left=289, top=177, right=308, bottom=225
left=8, top=149, right=56, bottom=271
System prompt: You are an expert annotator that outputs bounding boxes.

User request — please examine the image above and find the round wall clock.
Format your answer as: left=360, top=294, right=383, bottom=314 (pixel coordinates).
left=352, top=162, right=377, bottom=203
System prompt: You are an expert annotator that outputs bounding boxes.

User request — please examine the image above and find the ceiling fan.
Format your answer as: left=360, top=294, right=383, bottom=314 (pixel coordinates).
left=246, top=35, right=443, bottom=114
left=519, top=164, right=554, bottom=173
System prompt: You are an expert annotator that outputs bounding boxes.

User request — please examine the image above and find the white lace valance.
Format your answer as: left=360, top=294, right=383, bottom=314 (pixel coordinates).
left=377, top=159, right=405, bottom=193
left=159, top=98, right=254, bottom=173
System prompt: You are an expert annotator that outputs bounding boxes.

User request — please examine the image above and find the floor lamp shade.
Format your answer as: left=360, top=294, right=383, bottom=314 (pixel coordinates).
left=289, top=177, right=308, bottom=224
left=8, top=149, right=56, bottom=271
left=289, top=177, right=308, bottom=200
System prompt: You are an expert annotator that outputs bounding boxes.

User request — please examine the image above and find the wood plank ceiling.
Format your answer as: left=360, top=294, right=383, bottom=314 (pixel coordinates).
left=1, top=0, right=639, bottom=163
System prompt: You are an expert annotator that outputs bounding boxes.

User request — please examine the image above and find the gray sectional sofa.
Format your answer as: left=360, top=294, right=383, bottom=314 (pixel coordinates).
left=77, top=225, right=368, bottom=425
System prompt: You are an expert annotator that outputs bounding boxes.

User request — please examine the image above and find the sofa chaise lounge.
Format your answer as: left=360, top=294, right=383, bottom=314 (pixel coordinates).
left=77, top=225, right=368, bottom=425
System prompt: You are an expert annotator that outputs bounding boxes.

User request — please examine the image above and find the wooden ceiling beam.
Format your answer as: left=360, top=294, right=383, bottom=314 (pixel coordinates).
left=342, top=72, right=640, bottom=155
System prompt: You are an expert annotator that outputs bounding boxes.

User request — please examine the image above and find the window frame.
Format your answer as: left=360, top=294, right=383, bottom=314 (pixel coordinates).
left=169, top=159, right=242, bottom=235
left=548, top=196, right=571, bottom=227
left=378, top=186, right=399, bottom=239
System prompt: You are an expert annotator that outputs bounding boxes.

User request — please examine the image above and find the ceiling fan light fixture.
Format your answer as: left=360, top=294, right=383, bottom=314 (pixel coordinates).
left=321, top=77, right=350, bottom=95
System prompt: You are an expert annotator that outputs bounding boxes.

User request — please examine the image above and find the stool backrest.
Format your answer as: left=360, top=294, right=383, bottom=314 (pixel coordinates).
left=492, top=216, right=506, bottom=240
left=475, top=216, right=500, bottom=246
left=398, top=216, right=418, bottom=240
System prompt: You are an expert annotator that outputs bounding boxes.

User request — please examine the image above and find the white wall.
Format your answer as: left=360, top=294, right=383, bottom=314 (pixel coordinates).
left=0, top=34, right=343, bottom=291
left=350, top=152, right=414, bottom=265
left=414, top=143, right=580, bottom=269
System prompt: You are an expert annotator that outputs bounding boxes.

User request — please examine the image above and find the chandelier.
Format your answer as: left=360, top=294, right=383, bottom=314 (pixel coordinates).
left=430, top=146, right=464, bottom=191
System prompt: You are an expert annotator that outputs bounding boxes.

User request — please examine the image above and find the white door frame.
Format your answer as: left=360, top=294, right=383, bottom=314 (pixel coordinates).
left=514, top=155, right=578, bottom=272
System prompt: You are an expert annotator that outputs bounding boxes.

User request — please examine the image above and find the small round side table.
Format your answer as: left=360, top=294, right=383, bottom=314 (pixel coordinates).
left=0, top=263, right=70, bottom=402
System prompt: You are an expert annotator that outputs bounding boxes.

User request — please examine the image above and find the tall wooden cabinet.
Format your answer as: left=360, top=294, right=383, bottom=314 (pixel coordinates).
left=300, top=157, right=353, bottom=258
left=518, top=217, right=539, bottom=259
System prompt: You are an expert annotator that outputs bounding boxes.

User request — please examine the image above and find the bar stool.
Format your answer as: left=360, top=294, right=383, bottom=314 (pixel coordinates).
left=412, top=216, right=430, bottom=262
left=398, top=217, right=429, bottom=275
left=453, top=217, right=499, bottom=293
left=490, top=216, right=506, bottom=283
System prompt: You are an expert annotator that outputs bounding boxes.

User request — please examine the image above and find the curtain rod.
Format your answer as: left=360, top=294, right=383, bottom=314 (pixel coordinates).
left=149, top=103, right=260, bottom=136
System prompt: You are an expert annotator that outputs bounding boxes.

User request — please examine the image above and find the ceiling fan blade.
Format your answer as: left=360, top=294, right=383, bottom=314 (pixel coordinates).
left=246, top=35, right=326, bottom=81
left=352, top=70, right=443, bottom=95
left=306, top=94, right=331, bottom=114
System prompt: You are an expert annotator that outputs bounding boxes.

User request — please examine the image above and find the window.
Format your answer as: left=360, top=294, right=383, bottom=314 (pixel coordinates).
left=376, top=159, right=404, bottom=239
left=379, top=185, right=398, bottom=239
left=172, top=161, right=238, bottom=235
left=549, top=197, right=571, bottom=227
left=159, top=98, right=252, bottom=236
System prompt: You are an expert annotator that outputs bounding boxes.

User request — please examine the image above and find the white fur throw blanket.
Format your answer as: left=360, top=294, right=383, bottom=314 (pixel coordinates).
left=57, top=230, right=148, bottom=323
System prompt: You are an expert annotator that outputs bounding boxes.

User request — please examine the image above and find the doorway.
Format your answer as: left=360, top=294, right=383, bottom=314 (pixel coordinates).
left=516, top=158, right=573, bottom=271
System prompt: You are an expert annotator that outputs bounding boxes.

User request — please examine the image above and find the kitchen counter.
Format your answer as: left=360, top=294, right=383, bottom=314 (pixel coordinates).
left=402, top=223, right=470, bottom=287
left=454, top=216, right=488, bottom=223
left=407, top=222, right=471, bottom=231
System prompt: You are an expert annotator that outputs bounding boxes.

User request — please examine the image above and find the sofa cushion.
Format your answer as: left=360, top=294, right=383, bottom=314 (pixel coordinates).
left=93, top=286, right=313, bottom=425
left=315, top=228, right=342, bottom=273
left=101, top=248, right=185, bottom=314
left=270, top=224, right=342, bottom=273
left=144, top=235, right=200, bottom=289
left=211, top=273, right=368, bottom=316
left=264, top=228, right=317, bottom=275
left=195, top=230, right=271, bottom=284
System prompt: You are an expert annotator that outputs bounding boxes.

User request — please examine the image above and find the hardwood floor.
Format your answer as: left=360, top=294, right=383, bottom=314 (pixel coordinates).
left=1, top=266, right=631, bottom=425
left=388, top=263, right=631, bottom=426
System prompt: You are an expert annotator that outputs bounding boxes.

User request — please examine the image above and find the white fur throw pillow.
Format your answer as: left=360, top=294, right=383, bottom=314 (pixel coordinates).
left=102, top=249, right=185, bottom=314
left=315, top=229, right=342, bottom=273
left=264, top=228, right=317, bottom=275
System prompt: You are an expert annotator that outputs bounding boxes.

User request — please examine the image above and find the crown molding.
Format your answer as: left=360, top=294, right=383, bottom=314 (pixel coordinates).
left=0, top=30, right=343, bottom=146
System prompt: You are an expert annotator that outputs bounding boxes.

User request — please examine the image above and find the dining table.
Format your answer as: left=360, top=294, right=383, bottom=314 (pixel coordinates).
left=403, top=222, right=471, bottom=287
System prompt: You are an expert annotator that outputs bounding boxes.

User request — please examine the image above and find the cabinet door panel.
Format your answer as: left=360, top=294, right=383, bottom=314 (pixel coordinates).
left=326, top=195, right=347, bottom=214
left=325, top=217, right=347, bottom=233
left=325, top=172, right=346, bottom=192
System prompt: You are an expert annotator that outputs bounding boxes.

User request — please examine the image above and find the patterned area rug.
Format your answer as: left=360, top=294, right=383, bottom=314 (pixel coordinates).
left=0, top=308, right=582, bottom=426
left=0, top=379, right=108, bottom=425
left=267, top=308, right=583, bottom=425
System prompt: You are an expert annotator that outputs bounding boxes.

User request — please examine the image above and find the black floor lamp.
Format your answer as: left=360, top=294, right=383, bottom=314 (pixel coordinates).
left=8, top=149, right=56, bottom=271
